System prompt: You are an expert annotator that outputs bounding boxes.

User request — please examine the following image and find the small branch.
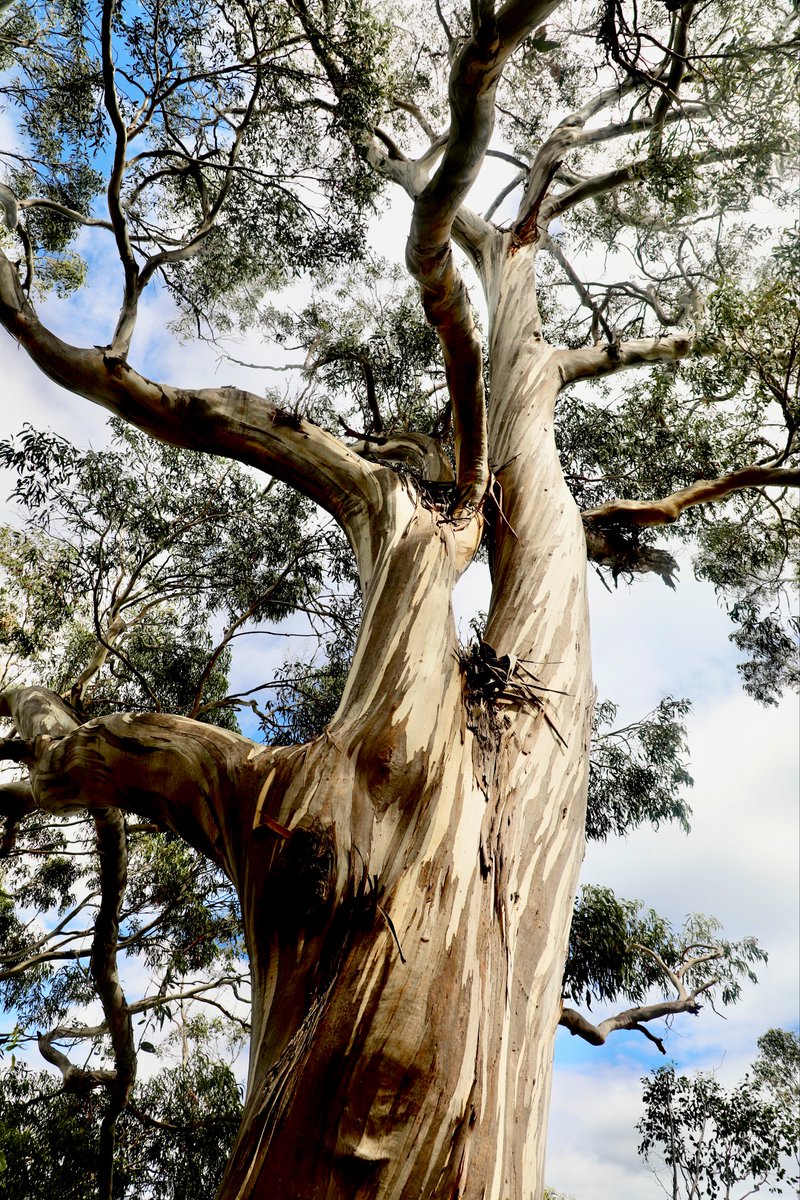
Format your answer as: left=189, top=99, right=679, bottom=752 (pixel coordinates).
left=542, top=231, right=616, bottom=344
left=648, top=3, right=697, bottom=157
left=390, top=96, right=438, bottom=143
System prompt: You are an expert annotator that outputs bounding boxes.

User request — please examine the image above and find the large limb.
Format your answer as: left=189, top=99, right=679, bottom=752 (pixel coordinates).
left=406, top=0, right=562, bottom=516
left=0, top=251, right=379, bottom=544
left=0, top=687, right=266, bottom=881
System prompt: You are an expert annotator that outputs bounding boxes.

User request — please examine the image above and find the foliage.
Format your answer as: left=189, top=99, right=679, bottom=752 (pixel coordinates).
left=587, top=697, right=692, bottom=841
left=0, top=0, right=391, bottom=325
left=0, top=1056, right=242, bottom=1199
left=0, top=418, right=323, bottom=722
left=638, top=1053, right=799, bottom=1199
left=752, top=1028, right=800, bottom=1111
left=0, top=419, right=345, bottom=1085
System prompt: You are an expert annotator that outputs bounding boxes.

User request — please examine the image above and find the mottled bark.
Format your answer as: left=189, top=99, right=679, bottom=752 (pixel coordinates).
left=0, top=225, right=596, bottom=1198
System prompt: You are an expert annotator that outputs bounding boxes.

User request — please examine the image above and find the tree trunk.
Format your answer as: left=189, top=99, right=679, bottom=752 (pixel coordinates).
left=0, top=230, right=591, bottom=1197
left=215, top=241, right=594, bottom=1199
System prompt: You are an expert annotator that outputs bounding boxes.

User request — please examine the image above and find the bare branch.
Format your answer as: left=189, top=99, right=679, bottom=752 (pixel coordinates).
left=390, top=96, right=438, bottom=143
left=560, top=995, right=701, bottom=1053
left=101, top=0, right=140, bottom=356
left=541, top=231, right=615, bottom=344
left=583, top=466, right=800, bottom=528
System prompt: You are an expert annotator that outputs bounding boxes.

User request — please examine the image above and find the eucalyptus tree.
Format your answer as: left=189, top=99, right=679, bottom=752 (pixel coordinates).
left=637, top=1037, right=800, bottom=1200
left=0, top=0, right=796, bottom=1198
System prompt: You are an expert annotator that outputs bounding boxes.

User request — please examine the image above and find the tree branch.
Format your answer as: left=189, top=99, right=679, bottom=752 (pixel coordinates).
left=582, top=466, right=800, bottom=528
left=406, top=1, right=561, bottom=516
left=540, top=142, right=781, bottom=225
left=91, top=807, right=136, bottom=1200
left=0, top=687, right=266, bottom=879
left=101, top=0, right=140, bottom=356
left=0, top=250, right=379, bottom=541
left=347, top=432, right=455, bottom=484
left=560, top=996, right=701, bottom=1053
left=558, top=331, right=701, bottom=384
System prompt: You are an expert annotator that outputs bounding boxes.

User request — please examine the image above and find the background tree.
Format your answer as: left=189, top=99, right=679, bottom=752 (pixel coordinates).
left=0, top=1052, right=243, bottom=1198
left=0, top=0, right=796, bottom=1197
left=637, top=1034, right=800, bottom=1199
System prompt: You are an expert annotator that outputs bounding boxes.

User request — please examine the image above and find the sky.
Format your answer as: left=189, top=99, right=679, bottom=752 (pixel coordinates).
left=0, top=108, right=797, bottom=1200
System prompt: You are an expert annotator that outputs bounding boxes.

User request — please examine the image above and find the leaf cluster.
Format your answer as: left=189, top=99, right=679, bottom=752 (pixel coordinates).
left=587, top=696, right=693, bottom=842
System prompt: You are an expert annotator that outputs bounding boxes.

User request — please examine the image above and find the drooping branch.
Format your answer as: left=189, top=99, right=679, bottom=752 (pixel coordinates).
left=0, top=250, right=380, bottom=542
left=306, top=345, right=384, bottom=433
left=583, top=466, right=800, bottom=528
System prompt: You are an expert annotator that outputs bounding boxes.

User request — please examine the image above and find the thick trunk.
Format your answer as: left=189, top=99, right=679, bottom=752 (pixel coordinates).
left=216, top=243, right=593, bottom=1199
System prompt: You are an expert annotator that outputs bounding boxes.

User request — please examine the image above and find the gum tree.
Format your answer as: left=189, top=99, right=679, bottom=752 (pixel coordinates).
left=0, top=1, right=797, bottom=1197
